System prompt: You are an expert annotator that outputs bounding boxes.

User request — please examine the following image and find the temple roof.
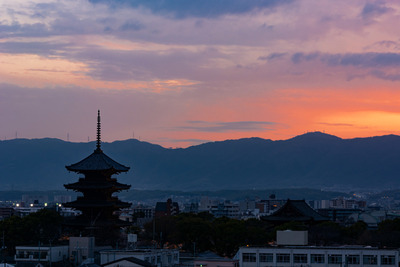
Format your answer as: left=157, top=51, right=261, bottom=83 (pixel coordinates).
left=66, top=110, right=130, bottom=173
left=66, top=149, right=130, bottom=173
left=262, top=199, right=329, bottom=222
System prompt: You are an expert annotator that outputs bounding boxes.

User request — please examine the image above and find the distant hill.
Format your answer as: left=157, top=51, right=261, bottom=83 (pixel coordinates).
left=1, top=132, right=400, bottom=191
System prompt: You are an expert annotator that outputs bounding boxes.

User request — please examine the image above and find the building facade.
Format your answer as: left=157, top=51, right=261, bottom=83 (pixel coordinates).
left=236, top=246, right=399, bottom=267
left=15, top=245, right=69, bottom=267
left=100, top=249, right=179, bottom=267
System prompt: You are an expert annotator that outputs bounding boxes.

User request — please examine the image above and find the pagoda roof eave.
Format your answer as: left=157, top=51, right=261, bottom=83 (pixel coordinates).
left=64, top=181, right=131, bottom=190
left=66, top=149, right=130, bottom=173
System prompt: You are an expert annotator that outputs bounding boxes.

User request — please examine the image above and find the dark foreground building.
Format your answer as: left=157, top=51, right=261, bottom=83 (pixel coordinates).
left=64, top=111, right=131, bottom=244
left=261, top=199, right=329, bottom=225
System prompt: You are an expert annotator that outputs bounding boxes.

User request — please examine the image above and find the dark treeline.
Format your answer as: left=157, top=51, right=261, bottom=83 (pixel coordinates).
left=0, top=209, right=64, bottom=260
left=138, top=213, right=400, bottom=257
left=3, top=210, right=400, bottom=258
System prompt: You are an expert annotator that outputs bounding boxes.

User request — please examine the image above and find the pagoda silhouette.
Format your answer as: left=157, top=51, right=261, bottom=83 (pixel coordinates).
left=64, top=110, right=131, bottom=243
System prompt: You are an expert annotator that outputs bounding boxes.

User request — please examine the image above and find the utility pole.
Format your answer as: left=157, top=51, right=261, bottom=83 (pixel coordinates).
left=152, top=219, right=155, bottom=248
left=2, top=230, right=5, bottom=267
left=49, top=239, right=52, bottom=267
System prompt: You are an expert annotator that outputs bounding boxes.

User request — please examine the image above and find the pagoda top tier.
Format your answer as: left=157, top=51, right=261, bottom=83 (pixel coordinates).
left=65, top=110, right=130, bottom=173
left=66, top=149, right=130, bottom=173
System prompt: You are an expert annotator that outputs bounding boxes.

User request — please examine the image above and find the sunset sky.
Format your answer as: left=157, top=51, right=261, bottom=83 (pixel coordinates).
left=2, top=0, right=400, bottom=147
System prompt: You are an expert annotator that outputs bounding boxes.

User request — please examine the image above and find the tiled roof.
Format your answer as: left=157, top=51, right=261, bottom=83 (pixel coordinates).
left=66, top=149, right=130, bottom=173
left=263, top=199, right=329, bottom=222
left=102, top=257, right=155, bottom=267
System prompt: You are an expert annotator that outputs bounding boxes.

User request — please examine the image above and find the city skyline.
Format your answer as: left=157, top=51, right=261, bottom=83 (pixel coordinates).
left=1, top=0, right=400, bottom=147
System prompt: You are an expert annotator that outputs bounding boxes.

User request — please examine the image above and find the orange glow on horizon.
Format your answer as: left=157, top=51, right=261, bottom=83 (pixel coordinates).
left=149, top=87, right=400, bottom=147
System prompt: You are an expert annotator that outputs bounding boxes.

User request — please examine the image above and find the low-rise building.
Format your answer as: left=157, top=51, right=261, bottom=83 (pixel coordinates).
left=102, top=257, right=155, bottom=267
left=194, top=258, right=239, bottom=267
left=255, top=200, right=286, bottom=215
left=210, top=201, right=239, bottom=219
left=236, top=246, right=399, bottom=267
left=69, top=236, right=95, bottom=265
left=100, top=249, right=179, bottom=267
left=0, top=207, right=15, bottom=220
left=15, top=245, right=69, bottom=266
left=155, top=199, right=179, bottom=218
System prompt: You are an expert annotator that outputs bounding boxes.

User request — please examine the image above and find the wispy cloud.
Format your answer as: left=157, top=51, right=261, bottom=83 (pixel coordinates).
left=292, top=52, right=400, bottom=67
left=258, top=53, right=287, bottom=61
left=0, top=41, right=70, bottom=56
left=318, top=122, right=354, bottom=127
left=174, top=121, right=276, bottom=133
left=290, top=51, right=400, bottom=81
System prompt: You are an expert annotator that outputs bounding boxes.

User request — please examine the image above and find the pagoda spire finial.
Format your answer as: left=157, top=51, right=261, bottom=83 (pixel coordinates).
left=96, top=110, right=102, bottom=152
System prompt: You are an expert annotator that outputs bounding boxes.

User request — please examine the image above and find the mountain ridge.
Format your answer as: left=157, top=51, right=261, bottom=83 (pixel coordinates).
left=1, top=132, right=400, bottom=191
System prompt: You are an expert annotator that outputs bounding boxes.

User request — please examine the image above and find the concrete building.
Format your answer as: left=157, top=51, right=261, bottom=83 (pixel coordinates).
left=210, top=201, right=239, bottom=219
left=276, top=231, right=308, bottom=246
left=53, top=195, right=72, bottom=204
left=155, top=199, right=179, bottom=218
left=255, top=200, right=286, bottom=215
left=100, top=249, right=179, bottom=267
left=102, top=257, right=155, bottom=267
left=308, top=198, right=366, bottom=210
left=69, top=237, right=95, bottom=265
left=199, top=196, right=216, bottom=212
left=15, top=245, right=69, bottom=266
left=317, top=208, right=362, bottom=224
left=0, top=207, right=15, bottom=220
left=132, top=205, right=154, bottom=219
left=193, top=258, right=239, bottom=267
left=236, top=246, right=399, bottom=267
left=21, top=195, right=49, bottom=206
left=239, top=200, right=256, bottom=211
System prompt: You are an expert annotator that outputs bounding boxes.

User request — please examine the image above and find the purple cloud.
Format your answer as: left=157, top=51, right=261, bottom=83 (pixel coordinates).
left=119, top=20, right=145, bottom=31
left=0, top=41, right=70, bottom=56
left=291, top=52, right=400, bottom=67
left=290, top=51, right=400, bottom=81
left=88, top=0, right=294, bottom=19
left=361, top=2, right=392, bottom=20
left=258, top=53, right=287, bottom=61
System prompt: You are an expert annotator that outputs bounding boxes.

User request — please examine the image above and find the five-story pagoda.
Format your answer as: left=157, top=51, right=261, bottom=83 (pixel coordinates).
left=64, top=111, right=131, bottom=242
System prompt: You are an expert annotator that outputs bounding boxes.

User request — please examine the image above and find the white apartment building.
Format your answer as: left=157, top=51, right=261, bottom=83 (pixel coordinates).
left=15, top=245, right=69, bottom=265
left=236, top=246, right=399, bottom=267
left=210, top=201, right=240, bottom=219
left=100, top=249, right=179, bottom=267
